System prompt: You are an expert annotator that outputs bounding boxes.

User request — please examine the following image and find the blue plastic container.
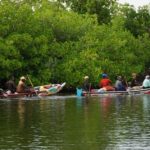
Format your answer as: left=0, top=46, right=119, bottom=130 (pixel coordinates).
left=76, top=88, right=83, bottom=97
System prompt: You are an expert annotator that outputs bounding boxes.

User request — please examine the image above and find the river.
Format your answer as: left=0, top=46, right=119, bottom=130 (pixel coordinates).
left=0, top=95, right=150, bottom=150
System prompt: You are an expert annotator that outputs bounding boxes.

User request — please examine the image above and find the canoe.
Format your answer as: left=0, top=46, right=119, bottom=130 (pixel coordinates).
left=127, top=88, right=150, bottom=95
left=0, top=82, right=66, bottom=99
left=34, top=82, right=66, bottom=96
left=77, top=88, right=128, bottom=97
left=76, top=87, right=150, bottom=97
left=0, top=91, right=35, bottom=99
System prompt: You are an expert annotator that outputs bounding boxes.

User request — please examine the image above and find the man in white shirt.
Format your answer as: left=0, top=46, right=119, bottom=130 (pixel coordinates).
left=142, top=75, right=150, bottom=88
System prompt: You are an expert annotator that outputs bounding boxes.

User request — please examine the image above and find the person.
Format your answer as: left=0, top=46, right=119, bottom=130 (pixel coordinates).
left=142, top=75, right=150, bottom=88
left=82, top=76, right=91, bottom=92
left=0, top=88, right=3, bottom=95
left=121, top=76, right=128, bottom=89
left=99, top=74, right=114, bottom=91
left=16, top=76, right=27, bottom=93
left=130, top=73, right=139, bottom=87
left=115, top=76, right=126, bottom=91
left=5, top=76, right=16, bottom=94
left=130, top=73, right=141, bottom=89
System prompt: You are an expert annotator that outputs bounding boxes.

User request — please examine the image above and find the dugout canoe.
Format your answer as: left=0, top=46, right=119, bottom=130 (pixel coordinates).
left=0, top=91, right=35, bottom=99
left=34, top=82, right=66, bottom=96
left=0, top=82, right=66, bottom=99
left=76, top=87, right=150, bottom=97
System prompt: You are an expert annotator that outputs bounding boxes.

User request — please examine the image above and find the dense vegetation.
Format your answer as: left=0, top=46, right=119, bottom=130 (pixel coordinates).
left=0, top=0, right=150, bottom=89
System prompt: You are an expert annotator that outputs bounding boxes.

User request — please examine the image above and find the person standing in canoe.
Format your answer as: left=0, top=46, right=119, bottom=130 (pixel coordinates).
left=16, top=76, right=27, bottom=93
left=82, top=76, right=91, bottom=92
left=99, top=74, right=114, bottom=91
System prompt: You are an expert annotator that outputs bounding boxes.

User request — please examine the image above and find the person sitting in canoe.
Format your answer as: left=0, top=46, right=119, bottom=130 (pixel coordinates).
left=121, top=76, right=128, bottom=89
left=16, top=76, right=28, bottom=93
left=0, top=88, right=4, bottom=95
left=130, top=73, right=141, bottom=90
left=5, top=76, right=16, bottom=94
left=115, top=76, right=126, bottom=91
left=142, top=75, right=150, bottom=88
left=98, top=74, right=115, bottom=92
left=82, top=76, right=91, bottom=92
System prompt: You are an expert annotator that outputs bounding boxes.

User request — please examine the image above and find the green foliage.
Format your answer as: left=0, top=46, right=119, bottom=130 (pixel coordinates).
left=0, top=0, right=150, bottom=89
left=57, top=0, right=117, bottom=24
left=117, top=4, right=150, bottom=37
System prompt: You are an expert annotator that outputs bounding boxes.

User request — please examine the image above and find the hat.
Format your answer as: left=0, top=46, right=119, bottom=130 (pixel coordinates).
left=117, top=76, right=122, bottom=80
left=84, top=76, right=89, bottom=79
left=102, top=73, right=107, bottom=78
left=20, top=76, right=26, bottom=80
left=132, top=73, right=137, bottom=77
left=146, top=75, right=150, bottom=79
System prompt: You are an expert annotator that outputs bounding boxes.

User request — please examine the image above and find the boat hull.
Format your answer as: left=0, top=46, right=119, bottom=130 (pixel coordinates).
left=0, top=92, right=35, bottom=99
left=0, top=82, right=66, bottom=99
left=36, top=82, right=66, bottom=96
left=77, top=88, right=150, bottom=97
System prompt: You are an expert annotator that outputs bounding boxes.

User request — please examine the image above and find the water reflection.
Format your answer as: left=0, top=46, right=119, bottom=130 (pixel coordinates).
left=115, top=96, right=126, bottom=111
left=0, top=95, right=150, bottom=149
left=17, top=100, right=25, bottom=128
left=100, top=96, right=112, bottom=119
left=143, top=95, right=150, bottom=113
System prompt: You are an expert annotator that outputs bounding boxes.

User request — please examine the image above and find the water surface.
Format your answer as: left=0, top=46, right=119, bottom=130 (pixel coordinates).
left=0, top=95, right=150, bottom=150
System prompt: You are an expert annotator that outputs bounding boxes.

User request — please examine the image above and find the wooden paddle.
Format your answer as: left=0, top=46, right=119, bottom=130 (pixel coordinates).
left=27, top=74, right=34, bottom=87
left=26, top=74, right=38, bottom=96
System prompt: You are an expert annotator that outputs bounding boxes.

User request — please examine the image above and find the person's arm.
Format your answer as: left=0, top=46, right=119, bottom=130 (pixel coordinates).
left=109, top=79, right=112, bottom=85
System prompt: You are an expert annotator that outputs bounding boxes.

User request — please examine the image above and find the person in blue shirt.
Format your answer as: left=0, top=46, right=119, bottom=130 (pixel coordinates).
left=115, top=76, right=126, bottom=91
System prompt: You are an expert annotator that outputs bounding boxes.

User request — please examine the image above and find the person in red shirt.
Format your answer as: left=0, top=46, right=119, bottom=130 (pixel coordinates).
left=99, top=74, right=114, bottom=91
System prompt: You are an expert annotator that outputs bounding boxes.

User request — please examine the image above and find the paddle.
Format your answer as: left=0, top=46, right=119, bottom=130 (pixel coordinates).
left=27, top=74, right=34, bottom=87
left=88, top=83, right=91, bottom=96
left=26, top=74, right=38, bottom=96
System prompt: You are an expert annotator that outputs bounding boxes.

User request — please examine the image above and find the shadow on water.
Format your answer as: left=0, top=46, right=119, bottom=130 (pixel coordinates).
left=0, top=95, right=150, bottom=150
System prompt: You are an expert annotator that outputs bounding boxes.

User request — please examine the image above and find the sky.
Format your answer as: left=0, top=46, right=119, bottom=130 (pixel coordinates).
left=118, top=0, right=150, bottom=9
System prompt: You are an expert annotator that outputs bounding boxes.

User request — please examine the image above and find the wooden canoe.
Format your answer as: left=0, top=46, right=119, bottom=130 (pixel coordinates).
left=34, top=82, right=66, bottom=96
left=76, top=87, right=150, bottom=97
left=0, top=82, right=66, bottom=99
left=0, top=91, right=35, bottom=99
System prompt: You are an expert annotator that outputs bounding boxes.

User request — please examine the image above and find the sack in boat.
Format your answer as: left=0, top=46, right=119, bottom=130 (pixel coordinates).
left=98, top=88, right=107, bottom=93
left=131, top=86, right=141, bottom=90
left=105, top=86, right=115, bottom=91
left=39, top=86, right=48, bottom=92
left=6, top=90, right=11, bottom=94
left=48, top=87, right=58, bottom=92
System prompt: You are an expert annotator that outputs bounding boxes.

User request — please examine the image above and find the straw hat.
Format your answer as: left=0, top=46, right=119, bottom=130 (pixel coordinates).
left=132, top=73, right=137, bottom=77
left=20, top=76, right=26, bottom=80
left=84, top=76, right=89, bottom=79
